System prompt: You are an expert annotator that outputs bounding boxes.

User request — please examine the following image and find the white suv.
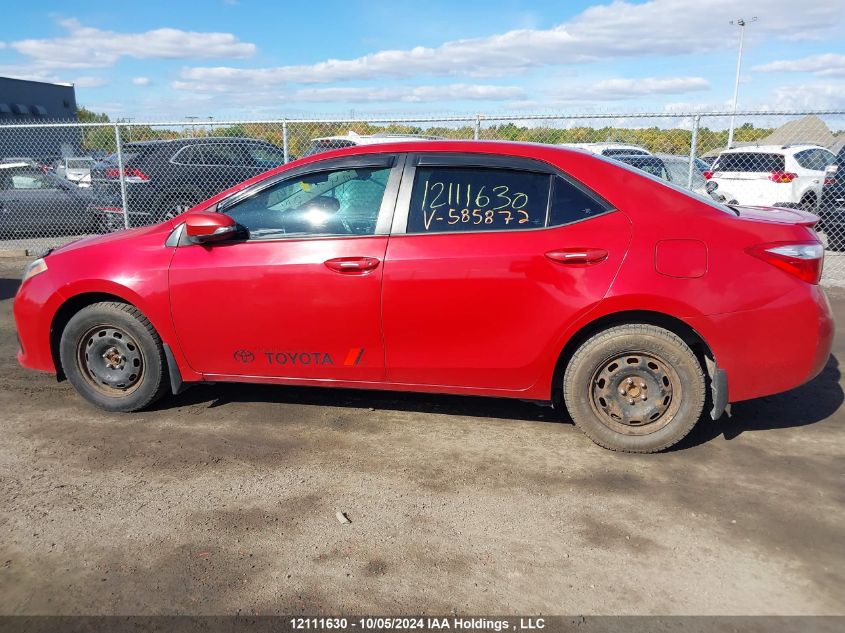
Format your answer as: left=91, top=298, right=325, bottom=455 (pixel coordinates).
left=559, top=142, right=652, bottom=157
left=707, top=144, right=836, bottom=210
left=303, top=131, right=442, bottom=157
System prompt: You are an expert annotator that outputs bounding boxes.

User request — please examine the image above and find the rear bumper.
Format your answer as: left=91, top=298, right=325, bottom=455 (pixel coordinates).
left=688, top=285, right=834, bottom=403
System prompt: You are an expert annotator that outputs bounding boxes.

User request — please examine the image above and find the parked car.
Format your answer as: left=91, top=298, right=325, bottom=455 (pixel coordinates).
left=611, top=153, right=721, bottom=201
left=706, top=144, right=836, bottom=209
left=55, top=157, right=95, bottom=188
left=0, top=161, right=93, bottom=237
left=817, top=146, right=845, bottom=250
left=303, top=132, right=443, bottom=157
left=89, top=137, right=287, bottom=230
left=693, top=157, right=712, bottom=173
left=559, top=143, right=652, bottom=157
left=14, top=141, right=832, bottom=453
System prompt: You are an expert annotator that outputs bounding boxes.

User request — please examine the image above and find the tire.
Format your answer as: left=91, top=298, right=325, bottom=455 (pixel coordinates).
left=157, top=194, right=197, bottom=223
left=59, top=302, right=169, bottom=412
left=563, top=324, right=706, bottom=453
left=828, top=230, right=845, bottom=251
left=800, top=193, right=818, bottom=214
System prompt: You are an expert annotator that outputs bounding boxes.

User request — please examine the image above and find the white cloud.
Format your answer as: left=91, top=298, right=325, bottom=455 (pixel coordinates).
left=552, top=76, right=709, bottom=101
left=11, top=18, right=256, bottom=70
left=132, top=76, right=152, bottom=86
left=754, top=53, right=845, bottom=77
left=73, top=76, right=107, bottom=88
left=772, top=81, right=845, bottom=110
left=175, top=0, right=844, bottom=91
left=289, top=84, right=524, bottom=103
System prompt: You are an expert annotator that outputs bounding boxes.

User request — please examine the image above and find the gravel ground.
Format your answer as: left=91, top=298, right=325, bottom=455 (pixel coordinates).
left=0, top=256, right=843, bottom=616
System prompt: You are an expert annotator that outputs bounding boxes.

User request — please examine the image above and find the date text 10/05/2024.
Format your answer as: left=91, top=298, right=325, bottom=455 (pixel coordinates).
left=290, top=617, right=546, bottom=630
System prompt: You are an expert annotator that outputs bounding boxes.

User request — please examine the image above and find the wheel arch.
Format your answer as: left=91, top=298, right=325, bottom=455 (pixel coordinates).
left=550, top=309, right=715, bottom=406
left=50, top=291, right=135, bottom=380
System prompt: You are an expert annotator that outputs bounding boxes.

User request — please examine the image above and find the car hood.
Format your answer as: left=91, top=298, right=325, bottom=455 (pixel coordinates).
left=732, top=205, right=819, bottom=227
left=49, top=221, right=175, bottom=256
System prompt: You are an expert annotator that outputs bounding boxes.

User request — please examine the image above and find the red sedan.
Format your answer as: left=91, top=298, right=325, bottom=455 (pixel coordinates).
left=13, top=141, right=834, bottom=452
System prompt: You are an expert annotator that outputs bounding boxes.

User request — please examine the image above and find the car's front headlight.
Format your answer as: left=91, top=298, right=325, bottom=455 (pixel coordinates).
left=22, top=258, right=48, bottom=283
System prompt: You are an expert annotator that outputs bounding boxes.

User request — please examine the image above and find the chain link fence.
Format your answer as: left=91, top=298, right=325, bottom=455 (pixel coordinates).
left=1, top=110, right=844, bottom=284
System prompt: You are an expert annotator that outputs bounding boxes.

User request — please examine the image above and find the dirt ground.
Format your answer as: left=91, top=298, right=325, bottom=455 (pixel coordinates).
left=0, top=256, right=843, bottom=616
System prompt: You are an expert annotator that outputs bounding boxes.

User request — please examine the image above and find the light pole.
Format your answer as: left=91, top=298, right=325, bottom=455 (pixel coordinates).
left=185, top=116, right=200, bottom=138
left=726, top=16, right=757, bottom=148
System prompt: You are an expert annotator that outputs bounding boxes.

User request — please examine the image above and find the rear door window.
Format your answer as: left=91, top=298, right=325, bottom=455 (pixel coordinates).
left=714, top=153, right=784, bottom=172
left=407, top=166, right=551, bottom=233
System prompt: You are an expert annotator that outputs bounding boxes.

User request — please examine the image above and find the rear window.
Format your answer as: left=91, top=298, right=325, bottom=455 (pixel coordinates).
left=714, top=152, right=784, bottom=172
left=615, top=157, right=667, bottom=179
left=66, top=158, right=93, bottom=168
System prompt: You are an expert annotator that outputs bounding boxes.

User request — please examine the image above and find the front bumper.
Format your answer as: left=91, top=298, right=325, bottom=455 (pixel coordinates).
left=13, top=269, right=63, bottom=374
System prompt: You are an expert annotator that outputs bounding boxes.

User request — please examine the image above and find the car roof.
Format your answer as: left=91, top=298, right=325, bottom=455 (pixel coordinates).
left=124, top=137, right=271, bottom=148
left=0, top=161, right=33, bottom=169
left=718, top=144, right=826, bottom=154
left=310, top=133, right=443, bottom=143
left=612, top=154, right=664, bottom=164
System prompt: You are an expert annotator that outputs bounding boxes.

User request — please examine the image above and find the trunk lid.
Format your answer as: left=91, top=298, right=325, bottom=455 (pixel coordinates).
left=732, top=204, right=818, bottom=227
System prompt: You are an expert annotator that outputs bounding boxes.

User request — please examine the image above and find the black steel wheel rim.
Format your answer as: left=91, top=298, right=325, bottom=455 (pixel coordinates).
left=77, top=324, right=144, bottom=396
left=589, top=351, right=682, bottom=436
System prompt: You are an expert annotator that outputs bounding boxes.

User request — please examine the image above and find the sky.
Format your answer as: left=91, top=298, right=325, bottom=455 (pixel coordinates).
left=1, top=0, right=844, bottom=120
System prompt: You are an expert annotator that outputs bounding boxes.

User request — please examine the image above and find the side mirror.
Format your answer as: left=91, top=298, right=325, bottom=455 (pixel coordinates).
left=184, top=212, right=243, bottom=244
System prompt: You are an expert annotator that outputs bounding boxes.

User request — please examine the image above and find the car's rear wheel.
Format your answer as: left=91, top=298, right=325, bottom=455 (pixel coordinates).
left=59, top=302, right=169, bottom=412
left=563, top=324, right=706, bottom=453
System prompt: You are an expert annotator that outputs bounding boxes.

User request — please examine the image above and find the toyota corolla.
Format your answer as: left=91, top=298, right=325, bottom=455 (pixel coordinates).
left=13, top=141, right=833, bottom=452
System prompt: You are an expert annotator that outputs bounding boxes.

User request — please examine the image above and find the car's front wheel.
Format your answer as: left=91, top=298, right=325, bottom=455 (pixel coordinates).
left=563, top=324, right=706, bottom=453
left=59, top=302, right=169, bottom=412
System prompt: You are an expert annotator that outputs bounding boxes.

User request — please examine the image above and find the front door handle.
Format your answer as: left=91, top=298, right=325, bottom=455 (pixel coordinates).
left=324, top=256, right=380, bottom=274
left=545, top=248, right=608, bottom=265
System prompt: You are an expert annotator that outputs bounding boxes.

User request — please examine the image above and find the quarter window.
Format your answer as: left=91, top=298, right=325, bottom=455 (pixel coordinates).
left=195, top=144, right=245, bottom=166
left=407, top=167, right=550, bottom=233
left=548, top=176, right=613, bottom=227
left=224, top=167, right=392, bottom=239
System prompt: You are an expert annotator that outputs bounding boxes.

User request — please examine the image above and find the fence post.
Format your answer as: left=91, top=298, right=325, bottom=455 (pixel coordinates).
left=474, top=114, right=481, bottom=140
left=687, top=114, right=701, bottom=190
left=282, top=119, right=289, bottom=164
left=114, top=124, right=130, bottom=230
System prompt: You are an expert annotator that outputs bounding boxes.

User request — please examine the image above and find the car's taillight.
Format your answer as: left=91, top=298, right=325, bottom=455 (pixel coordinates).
left=104, top=166, right=150, bottom=181
left=747, top=242, right=824, bottom=284
left=703, top=170, right=713, bottom=180
left=768, top=171, right=797, bottom=183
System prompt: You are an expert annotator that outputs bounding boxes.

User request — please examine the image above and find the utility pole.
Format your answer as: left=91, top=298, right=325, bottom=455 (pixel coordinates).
left=185, top=116, right=200, bottom=138
left=726, top=17, right=757, bottom=148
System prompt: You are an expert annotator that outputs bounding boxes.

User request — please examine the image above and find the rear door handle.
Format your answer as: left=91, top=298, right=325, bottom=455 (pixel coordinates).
left=545, top=248, right=608, bottom=265
left=324, top=256, right=380, bottom=274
